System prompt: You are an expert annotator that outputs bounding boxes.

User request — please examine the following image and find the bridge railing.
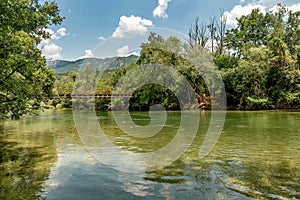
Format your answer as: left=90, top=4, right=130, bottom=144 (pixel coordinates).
left=55, top=94, right=133, bottom=99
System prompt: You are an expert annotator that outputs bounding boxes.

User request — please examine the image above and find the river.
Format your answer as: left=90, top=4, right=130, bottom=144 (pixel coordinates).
left=0, top=110, right=299, bottom=199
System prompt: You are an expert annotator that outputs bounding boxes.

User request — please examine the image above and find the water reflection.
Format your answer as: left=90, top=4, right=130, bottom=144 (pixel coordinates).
left=0, top=113, right=59, bottom=200
left=0, top=110, right=299, bottom=199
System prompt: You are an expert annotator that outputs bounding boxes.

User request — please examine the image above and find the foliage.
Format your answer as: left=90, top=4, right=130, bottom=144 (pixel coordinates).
left=213, top=53, right=238, bottom=70
left=222, top=45, right=299, bottom=110
left=222, top=47, right=271, bottom=109
left=53, top=4, right=299, bottom=111
left=224, top=4, right=300, bottom=61
left=0, top=0, right=63, bottom=119
left=222, top=4, right=300, bottom=109
left=136, top=33, right=209, bottom=110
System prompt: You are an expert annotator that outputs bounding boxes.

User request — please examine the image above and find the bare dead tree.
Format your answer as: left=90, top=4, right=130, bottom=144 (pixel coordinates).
left=208, top=17, right=217, bottom=53
left=189, top=11, right=227, bottom=54
left=188, top=17, right=208, bottom=49
left=199, top=21, right=208, bottom=47
left=216, top=9, right=227, bottom=54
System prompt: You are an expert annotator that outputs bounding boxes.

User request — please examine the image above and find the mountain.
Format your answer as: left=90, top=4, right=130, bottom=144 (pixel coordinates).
left=47, top=55, right=138, bottom=74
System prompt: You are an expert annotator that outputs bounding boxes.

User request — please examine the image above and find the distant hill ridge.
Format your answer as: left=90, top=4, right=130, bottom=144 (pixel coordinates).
left=47, top=55, right=138, bottom=74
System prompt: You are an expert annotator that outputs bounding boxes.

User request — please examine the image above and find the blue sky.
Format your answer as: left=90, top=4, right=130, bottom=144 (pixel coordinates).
left=40, top=0, right=300, bottom=61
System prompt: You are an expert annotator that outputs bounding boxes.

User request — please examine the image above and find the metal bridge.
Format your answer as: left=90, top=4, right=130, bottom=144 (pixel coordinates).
left=56, top=94, right=132, bottom=99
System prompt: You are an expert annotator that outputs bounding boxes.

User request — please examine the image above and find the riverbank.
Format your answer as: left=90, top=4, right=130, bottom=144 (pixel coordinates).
left=43, top=98, right=300, bottom=112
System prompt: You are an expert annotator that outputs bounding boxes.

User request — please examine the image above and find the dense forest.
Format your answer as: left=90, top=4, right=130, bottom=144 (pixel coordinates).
left=0, top=1, right=299, bottom=119
left=53, top=4, right=300, bottom=112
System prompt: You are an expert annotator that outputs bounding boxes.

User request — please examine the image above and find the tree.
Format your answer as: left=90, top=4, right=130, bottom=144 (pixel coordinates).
left=136, top=33, right=212, bottom=110
left=208, top=17, right=216, bottom=53
left=188, top=18, right=208, bottom=49
left=134, top=33, right=183, bottom=110
left=284, top=10, right=300, bottom=62
left=221, top=4, right=300, bottom=109
left=189, top=10, right=227, bottom=54
left=222, top=47, right=271, bottom=109
left=224, top=8, right=272, bottom=59
left=224, top=4, right=300, bottom=61
left=0, top=0, right=63, bottom=119
left=138, top=32, right=182, bottom=66
left=216, top=10, right=227, bottom=54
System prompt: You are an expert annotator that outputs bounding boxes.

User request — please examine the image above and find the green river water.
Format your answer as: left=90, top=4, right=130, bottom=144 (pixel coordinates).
left=0, top=110, right=299, bottom=199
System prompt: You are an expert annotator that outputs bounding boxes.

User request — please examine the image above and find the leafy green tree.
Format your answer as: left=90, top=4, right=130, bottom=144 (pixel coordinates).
left=222, top=47, right=271, bottom=109
left=96, top=70, right=113, bottom=94
left=133, top=33, right=184, bottom=110
left=222, top=4, right=300, bottom=110
left=224, top=8, right=273, bottom=58
left=285, top=10, right=300, bottom=62
left=213, top=53, right=238, bottom=70
left=137, top=33, right=221, bottom=110
left=55, top=72, right=77, bottom=95
left=134, top=33, right=209, bottom=110
left=0, top=0, right=63, bottom=119
left=137, top=32, right=183, bottom=66
left=225, top=4, right=300, bottom=62
left=265, top=61, right=300, bottom=108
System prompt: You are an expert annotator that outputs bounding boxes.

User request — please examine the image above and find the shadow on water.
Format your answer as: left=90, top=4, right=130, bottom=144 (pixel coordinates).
left=0, top=140, right=57, bottom=200
left=0, top=111, right=69, bottom=200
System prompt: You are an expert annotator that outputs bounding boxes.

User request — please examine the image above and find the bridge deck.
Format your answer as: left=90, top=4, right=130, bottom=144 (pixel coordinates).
left=55, top=94, right=132, bottom=98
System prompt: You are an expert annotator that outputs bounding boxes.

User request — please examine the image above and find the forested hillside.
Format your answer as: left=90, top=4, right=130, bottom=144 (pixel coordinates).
left=48, top=55, right=138, bottom=74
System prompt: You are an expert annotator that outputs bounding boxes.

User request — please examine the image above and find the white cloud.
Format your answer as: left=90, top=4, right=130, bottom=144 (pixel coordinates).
left=42, top=27, right=67, bottom=41
left=38, top=28, right=68, bottom=60
left=117, top=45, right=129, bottom=56
left=269, top=3, right=300, bottom=17
left=255, top=0, right=299, bottom=7
left=269, top=4, right=280, bottom=12
left=286, top=3, right=300, bottom=12
left=223, top=4, right=266, bottom=27
left=257, top=0, right=277, bottom=7
left=54, top=28, right=67, bottom=39
left=247, top=0, right=300, bottom=8
left=42, top=43, right=63, bottom=60
left=224, top=1, right=300, bottom=27
left=39, top=28, right=68, bottom=60
left=224, top=0, right=300, bottom=27
left=98, top=36, right=106, bottom=41
left=78, top=50, right=94, bottom=59
left=205, top=39, right=219, bottom=52
left=130, top=51, right=140, bottom=56
left=112, top=15, right=153, bottom=38
left=40, top=37, right=51, bottom=46
left=153, top=0, right=171, bottom=19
